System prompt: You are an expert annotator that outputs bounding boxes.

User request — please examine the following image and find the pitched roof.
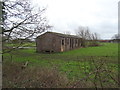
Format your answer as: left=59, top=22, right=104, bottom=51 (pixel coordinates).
left=39, top=31, right=81, bottom=38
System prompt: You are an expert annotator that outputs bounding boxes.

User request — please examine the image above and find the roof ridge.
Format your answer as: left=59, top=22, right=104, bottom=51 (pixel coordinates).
left=46, top=31, right=80, bottom=38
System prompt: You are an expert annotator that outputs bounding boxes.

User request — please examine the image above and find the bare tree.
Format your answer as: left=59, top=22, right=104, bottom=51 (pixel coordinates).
left=112, top=34, right=120, bottom=39
left=89, top=32, right=100, bottom=46
left=91, top=32, right=99, bottom=41
left=1, top=0, right=52, bottom=53
left=75, top=26, right=92, bottom=47
left=111, top=34, right=120, bottom=43
left=75, top=26, right=92, bottom=39
left=76, top=26, right=86, bottom=39
left=75, top=26, right=100, bottom=47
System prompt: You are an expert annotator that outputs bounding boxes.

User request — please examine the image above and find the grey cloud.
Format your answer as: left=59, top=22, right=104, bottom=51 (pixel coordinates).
left=32, top=0, right=119, bottom=39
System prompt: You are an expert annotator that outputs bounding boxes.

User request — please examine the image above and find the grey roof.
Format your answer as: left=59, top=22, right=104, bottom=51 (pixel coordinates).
left=40, top=31, right=81, bottom=38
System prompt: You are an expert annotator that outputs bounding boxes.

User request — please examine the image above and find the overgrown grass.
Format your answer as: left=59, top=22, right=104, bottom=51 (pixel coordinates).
left=62, top=43, right=118, bottom=56
left=5, top=42, right=36, bottom=47
left=3, top=43, right=118, bottom=88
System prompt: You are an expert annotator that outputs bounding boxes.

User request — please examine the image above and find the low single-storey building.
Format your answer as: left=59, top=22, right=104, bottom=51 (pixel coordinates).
left=36, top=32, right=83, bottom=53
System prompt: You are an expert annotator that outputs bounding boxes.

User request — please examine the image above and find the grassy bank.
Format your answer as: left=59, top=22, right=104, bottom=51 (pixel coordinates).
left=3, top=43, right=118, bottom=88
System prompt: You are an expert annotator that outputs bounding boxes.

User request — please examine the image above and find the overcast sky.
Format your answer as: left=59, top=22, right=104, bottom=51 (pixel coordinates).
left=31, top=0, right=119, bottom=39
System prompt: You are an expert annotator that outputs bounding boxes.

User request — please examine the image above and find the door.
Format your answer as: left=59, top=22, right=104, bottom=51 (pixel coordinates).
left=61, top=38, right=65, bottom=52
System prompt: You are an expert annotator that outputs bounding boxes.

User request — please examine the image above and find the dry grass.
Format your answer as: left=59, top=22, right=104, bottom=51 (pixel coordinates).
left=3, top=62, right=69, bottom=88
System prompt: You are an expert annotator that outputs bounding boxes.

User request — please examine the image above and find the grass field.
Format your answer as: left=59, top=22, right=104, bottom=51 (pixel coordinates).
left=3, top=43, right=119, bottom=88
left=5, top=42, right=36, bottom=47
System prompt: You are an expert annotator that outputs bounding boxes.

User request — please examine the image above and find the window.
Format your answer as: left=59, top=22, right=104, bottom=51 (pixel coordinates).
left=61, top=39, right=64, bottom=45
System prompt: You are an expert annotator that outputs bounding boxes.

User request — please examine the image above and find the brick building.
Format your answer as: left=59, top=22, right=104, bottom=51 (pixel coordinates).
left=36, top=32, right=83, bottom=53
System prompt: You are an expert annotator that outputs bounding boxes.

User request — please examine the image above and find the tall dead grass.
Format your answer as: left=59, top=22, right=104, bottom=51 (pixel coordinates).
left=3, top=62, right=69, bottom=88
